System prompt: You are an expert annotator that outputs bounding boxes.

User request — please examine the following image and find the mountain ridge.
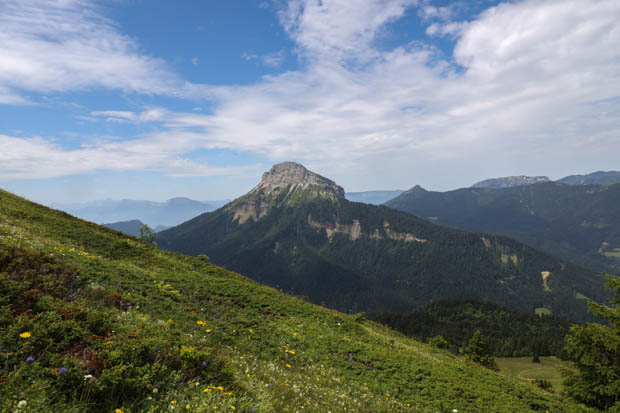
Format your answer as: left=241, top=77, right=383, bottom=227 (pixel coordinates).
left=385, top=181, right=620, bottom=275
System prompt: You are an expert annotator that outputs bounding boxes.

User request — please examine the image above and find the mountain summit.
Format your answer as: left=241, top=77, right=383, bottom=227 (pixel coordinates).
left=251, top=162, right=344, bottom=199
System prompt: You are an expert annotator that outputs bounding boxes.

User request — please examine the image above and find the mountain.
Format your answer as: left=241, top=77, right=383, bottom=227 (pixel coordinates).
left=472, top=176, right=551, bottom=188
left=385, top=181, right=620, bottom=275
left=103, top=219, right=146, bottom=237
left=0, top=187, right=589, bottom=412
left=158, top=162, right=608, bottom=321
left=345, top=189, right=405, bottom=204
left=377, top=299, right=573, bottom=358
left=559, top=171, right=620, bottom=185
left=52, top=197, right=228, bottom=227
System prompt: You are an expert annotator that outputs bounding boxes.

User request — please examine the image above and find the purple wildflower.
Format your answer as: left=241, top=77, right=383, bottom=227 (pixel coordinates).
left=58, top=367, right=68, bottom=374
left=25, top=356, right=35, bottom=363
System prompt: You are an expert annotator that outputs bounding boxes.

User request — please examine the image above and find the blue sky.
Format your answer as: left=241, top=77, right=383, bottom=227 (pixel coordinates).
left=1, top=0, right=619, bottom=204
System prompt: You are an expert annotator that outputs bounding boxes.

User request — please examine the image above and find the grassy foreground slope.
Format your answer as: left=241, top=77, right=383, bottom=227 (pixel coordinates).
left=0, top=189, right=589, bottom=412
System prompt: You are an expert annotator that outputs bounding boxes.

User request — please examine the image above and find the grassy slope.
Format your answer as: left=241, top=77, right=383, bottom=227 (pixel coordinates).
left=0, top=189, right=590, bottom=412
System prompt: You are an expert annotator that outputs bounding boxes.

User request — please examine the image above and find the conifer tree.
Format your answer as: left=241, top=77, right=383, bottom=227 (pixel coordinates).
left=563, top=276, right=620, bottom=410
left=464, top=330, right=498, bottom=370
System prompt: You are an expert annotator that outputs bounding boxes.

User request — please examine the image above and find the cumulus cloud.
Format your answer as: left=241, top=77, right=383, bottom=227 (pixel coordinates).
left=0, top=0, right=181, bottom=102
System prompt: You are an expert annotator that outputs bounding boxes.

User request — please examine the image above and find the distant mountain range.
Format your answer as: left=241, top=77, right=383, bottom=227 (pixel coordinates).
left=470, top=171, right=620, bottom=189
left=53, top=197, right=229, bottom=227
left=558, top=171, right=620, bottom=185
left=385, top=181, right=620, bottom=275
left=345, top=190, right=404, bottom=205
left=102, top=219, right=171, bottom=236
left=158, top=162, right=609, bottom=321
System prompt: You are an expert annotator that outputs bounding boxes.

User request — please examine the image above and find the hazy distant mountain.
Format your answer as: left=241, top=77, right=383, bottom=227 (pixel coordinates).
left=345, top=190, right=404, bottom=205
left=53, top=197, right=229, bottom=227
left=158, top=162, right=608, bottom=321
left=471, top=176, right=550, bottom=188
left=104, top=220, right=171, bottom=236
left=103, top=219, right=146, bottom=237
left=558, top=171, right=620, bottom=185
left=386, top=181, right=620, bottom=275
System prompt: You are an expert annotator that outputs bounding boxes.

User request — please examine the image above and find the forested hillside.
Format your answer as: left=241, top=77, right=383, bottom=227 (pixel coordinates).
left=377, top=299, right=573, bottom=358
left=158, top=163, right=609, bottom=321
left=386, top=182, right=620, bottom=275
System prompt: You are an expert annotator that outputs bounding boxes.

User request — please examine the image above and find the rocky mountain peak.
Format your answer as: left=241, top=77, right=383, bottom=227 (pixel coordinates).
left=256, top=162, right=345, bottom=198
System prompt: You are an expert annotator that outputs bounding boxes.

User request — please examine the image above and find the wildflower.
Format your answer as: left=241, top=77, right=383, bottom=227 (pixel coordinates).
left=197, top=320, right=206, bottom=326
left=249, top=329, right=254, bottom=334
left=217, top=386, right=224, bottom=391
left=58, top=367, right=68, bottom=374
left=179, top=381, right=185, bottom=387
left=206, top=329, right=212, bottom=333
left=453, top=410, right=458, bottom=413
left=19, top=332, right=31, bottom=339
left=186, top=404, right=190, bottom=409
left=171, top=400, right=177, bottom=404
left=230, top=406, right=236, bottom=410
left=115, top=409, right=124, bottom=413
left=84, top=374, right=93, bottom=380
left=203, top=388, right=210, bottom=393
left=153, top=388, right=159, bottom=394
left=286, top=363, right=292, bottom=368
left=17, top=400, right=27, bottom=408
left=25, top=355, right=35, bottom=363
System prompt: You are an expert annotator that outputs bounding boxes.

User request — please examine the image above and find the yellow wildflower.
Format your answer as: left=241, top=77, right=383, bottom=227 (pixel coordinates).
left=171, top=400, right=177, bottom=404
left=19, top=332, right=31, bottom=339
left=197, top=320, right=206, bottom=326
left=186, top=404, right=190, bottom=409
left=286, top=363, right=292, bottom=368
left=203, top=388, right=210, bottom=393
left=115, top=409, right=124, bottom=413
left=217, top=386, right=224, bottom=391
left=230, top=406, right=236, bottom=410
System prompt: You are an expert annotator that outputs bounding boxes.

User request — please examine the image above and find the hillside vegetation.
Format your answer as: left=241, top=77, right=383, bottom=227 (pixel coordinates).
left=0, top=188, right=595, bottom=412
left=386, top=182, right=620, bottom=275
left=377, top=299, right=573, bottom=358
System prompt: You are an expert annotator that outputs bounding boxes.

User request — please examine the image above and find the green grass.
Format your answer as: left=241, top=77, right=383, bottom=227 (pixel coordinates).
left=0, top=188, right=591, bottom=412
left=496, top=357, right=572, bottom=392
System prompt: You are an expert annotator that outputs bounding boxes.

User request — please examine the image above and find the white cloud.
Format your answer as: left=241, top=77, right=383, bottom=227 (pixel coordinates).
left=192, top=57, right=200, bottom=65
left=279, top=0, right=418, bottom=61
left=0, top=0, right=180, bottom=102
left=3, top=0, right=620, bottom=190
left=242, top=50, right=286, bottom=68
left=0, top=132, right=253, bottom=180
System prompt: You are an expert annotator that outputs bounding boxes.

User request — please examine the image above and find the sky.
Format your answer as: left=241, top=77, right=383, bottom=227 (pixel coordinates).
left=1, top=0, right=619, bottom=204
